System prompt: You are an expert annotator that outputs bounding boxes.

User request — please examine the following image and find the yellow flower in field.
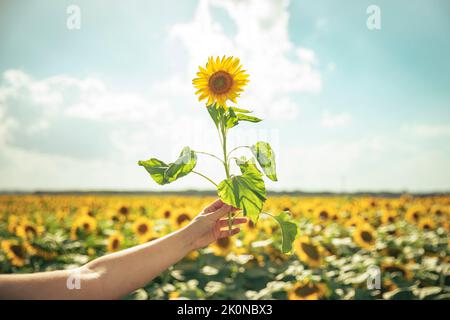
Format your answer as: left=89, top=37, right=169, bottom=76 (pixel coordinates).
left=430, top=205, right=446, bottom=218
left=418, top=217, right=435, bottom=230
left=212, top=236, right=234, bottom=256
left=169, top=291, right=181, bottom=300
left=138, top=230, right=160, bottom=244
left=314, top=206, right=334, bottom=223
left=7, top=215, right=19, bottom=234
left=193, top=56, right=249, bottom=108
left=172, top=208, right=193, bottom=228
left=132, top=217, right=153, bottom=238
left=185, top=250, right=199, bottom=261
left=156, top=204, right=173, bottom=220
left=16, top=223, right=42, bottom=240
left=381, top=210, right=397, bottom=225
left=288, top=280, right=327, bottom=300
left=87, top=248, right=96, bottom=256
left=107, top=232, right=124, bottom=252
left=1, top=240, right=26, bottom=267
left=70, top=215, right=97, bottom=240
left=405, top=206, right=422, bottom=224
left=117, top=205, right=130, bottom=219
left=381, top=262, right=413, bottom=280
left=294, top=236, right=322, bottom=268
left=344, top=215, right=364, bottom=228
left=24, top=242, right=57, bottom=260
left=353, top=224, right=376, bottom=249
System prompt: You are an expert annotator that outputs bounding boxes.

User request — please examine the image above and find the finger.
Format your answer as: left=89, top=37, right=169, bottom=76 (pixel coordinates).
left=205, top=203, right=232, bottom=220
left=218, top=217, right=247, bottom=228
left=202, top=199, right=225, bottom=214
left=218, top=227, right=240, bottom=238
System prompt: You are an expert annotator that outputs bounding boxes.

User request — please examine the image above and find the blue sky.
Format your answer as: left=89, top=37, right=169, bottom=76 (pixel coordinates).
left=0, top=0, right=449, bottom=192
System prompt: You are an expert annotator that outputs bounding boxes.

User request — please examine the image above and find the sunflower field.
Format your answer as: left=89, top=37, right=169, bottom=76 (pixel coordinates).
left=0, top=194, right=449, bottom=300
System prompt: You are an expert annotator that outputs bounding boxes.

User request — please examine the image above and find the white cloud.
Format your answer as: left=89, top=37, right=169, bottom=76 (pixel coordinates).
left=279, top=135, right=450, bottom=192
left=296, top=48, right=318, bottom=65
left=169, top=0, right=322, bottom=120
left=0, top=69, right=234, bottom=190
left=321, top=111, right=352, bottom=128
left=403, top=124, right=450, bottom=138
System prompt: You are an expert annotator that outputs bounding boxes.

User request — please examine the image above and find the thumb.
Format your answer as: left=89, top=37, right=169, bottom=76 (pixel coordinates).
left=205, top=203, right=233, bottom=220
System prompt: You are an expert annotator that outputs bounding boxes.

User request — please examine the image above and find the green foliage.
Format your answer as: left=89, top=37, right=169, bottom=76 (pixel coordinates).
left=139, top=101, right=291, bottom=252
left=251, top=141, right=277, bottom=181
left=138, top=147, right=197, bottom=185
left=217, top=158, right=266, bottom=223
left=271, top=211, right=297, bottom=254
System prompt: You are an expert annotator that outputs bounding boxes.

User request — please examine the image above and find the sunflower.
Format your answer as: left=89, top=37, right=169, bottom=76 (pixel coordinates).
left=16, top=223, right=42, bottom=240
left=117, top=205, right=130, bottom=219
left=212, top=236, right=234, bottom=256
left=314, top=206, right=334, bottom=224
left=172, top=208, right=193, bottom=228
left=1, top=240, right=26, bottom=267
left=156, top=204, right=173, bottom=220
left=193, top=56, right=249, bottom=108
left=405, top=206, right=422, bottom=224
left=132, top=217, right=153, bottom=238
left=344, top=216, right=364, bottom=228
left=353, top=224, right=376, bottom=249
left=7, top=215, right=19, bottom=234
left=288, top=280, right=327, bottom=300
left=381, top=210, right=397, bottom=225
left=107, top=232, right=124, bottom=252
left=70, top=215, right=97, bottom=240
left=418, top=217, right=435, bottom=230
left=24, top=242, right=56, bottom=260
left=381, top=262, right=413, bottom=280
left=294, top=236, right=322, bottom=268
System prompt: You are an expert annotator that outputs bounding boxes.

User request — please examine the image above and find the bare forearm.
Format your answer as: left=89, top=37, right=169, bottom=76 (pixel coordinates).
left=0, top=200, right=240, bottom=300
left=0, top=226, right=195, bottom=300
left=84, top=225, right=195, bottom=299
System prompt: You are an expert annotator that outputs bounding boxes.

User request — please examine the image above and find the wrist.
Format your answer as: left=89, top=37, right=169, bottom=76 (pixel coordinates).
left=177, top=223, right=197, bottom=253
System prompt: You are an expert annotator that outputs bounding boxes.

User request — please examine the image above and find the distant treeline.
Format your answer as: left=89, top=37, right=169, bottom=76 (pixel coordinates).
left=1, top=190, right=449, bottom=198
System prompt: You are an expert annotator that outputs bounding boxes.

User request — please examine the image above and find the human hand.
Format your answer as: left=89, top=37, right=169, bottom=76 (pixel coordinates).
left=184, top=199, right=247, bottom=250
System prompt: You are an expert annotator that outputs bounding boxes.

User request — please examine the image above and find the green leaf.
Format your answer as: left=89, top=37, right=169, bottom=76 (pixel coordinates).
left=138, top=147, right=197, bottom=185
left=230, top=107, right=252, bottom=113
left=271, top=211, right=298, bottom=254
left=206, top=103, right=224, bottom=128
left=225, top=107, right=239, bottom=129
left=224, top=108, right=261, bottom=129
left=136, top=158, right=168, bottom=185
left=250, top=141, right=277, bottom=181
left=236, top=113, right=262, bottom=123
left=217, top=158, right=266, bottom=223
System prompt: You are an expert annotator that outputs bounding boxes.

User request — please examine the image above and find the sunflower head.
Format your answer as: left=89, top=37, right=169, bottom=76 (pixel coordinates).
left=1, top=240, right=26, bottom=267
left=70, top=215, right=97, bottom=240
left=288, top=280, right=327, bottom=300
left=132, top=217, right=153, bottom=238
left=107, top=233, right=124, bottom=252
left=294, top=236, right=322, bottom=268
left=193, top=56, right=249, bottom=108
left=418, top=217, right=435, bottom=230
left=353, top=224, right=376, bottom=249
left=212, top=236, right=234, bottom=256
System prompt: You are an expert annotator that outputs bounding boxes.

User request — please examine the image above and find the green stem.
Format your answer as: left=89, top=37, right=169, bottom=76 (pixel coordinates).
left=219, top=113, right=233, bottom=230
left=227, top=145, right=251, bottom=160
left=192, top=171, right=218, bottom=188
left=193, top=150, right=224, bottom=164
